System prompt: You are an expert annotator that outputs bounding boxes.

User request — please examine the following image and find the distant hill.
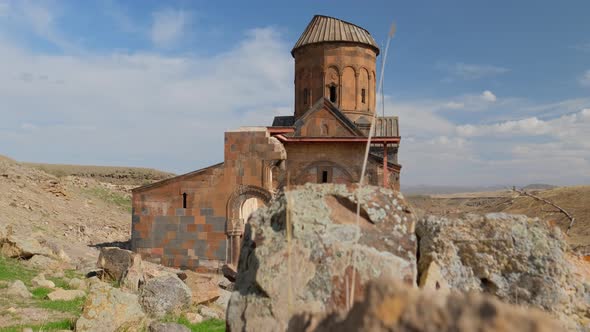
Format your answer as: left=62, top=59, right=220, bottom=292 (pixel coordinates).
left=22, top=162, right=175, bottom=186
left=402, top=184, right=506, bottom=196
left=403, top=183, right=559, bottom=196
left=522, top=183, right=557, bottom=190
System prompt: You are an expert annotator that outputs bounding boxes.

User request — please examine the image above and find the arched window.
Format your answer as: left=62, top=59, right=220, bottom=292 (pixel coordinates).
left=329, top=85, right=337, bottom=103
left=182, top=192, right=187, bottom=209
left=303, top=88, right=308, bottom=105
left=361, top=88, right=366, bottom=104
left=320, top=124, right=329, bottom=136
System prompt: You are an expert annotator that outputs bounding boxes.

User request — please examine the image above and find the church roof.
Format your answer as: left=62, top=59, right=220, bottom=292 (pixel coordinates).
left=271, top=116, right=295, bottom=127
left=292, top=15, right=380, bottom=56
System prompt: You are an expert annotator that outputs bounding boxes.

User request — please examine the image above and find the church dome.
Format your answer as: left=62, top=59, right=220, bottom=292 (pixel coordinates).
left=291, top=15, right=380, bottom=56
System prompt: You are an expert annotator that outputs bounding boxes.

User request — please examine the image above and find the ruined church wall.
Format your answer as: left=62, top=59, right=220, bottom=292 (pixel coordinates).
left=131, top=129, right=285, bottom=271
left=131, top=164, right=228, bottom=271
left=285, top=142, right=400, bottom=189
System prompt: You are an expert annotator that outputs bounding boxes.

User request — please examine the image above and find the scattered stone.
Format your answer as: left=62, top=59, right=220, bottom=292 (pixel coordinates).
left=6, top=280, right=32, bottom=298
left=22, top=328, right=33, bottom=332
left=32, top=274, right=55, bottom=289
left=287, top=277, right=563, bottom=332
left=149, top=322, right=190, bottom=332
left=198, top=305, right=221, bottom=320
left=76, top=281, right=146, bottom=332
left=6, top=307, right=16, bottom=313
left=139, top=275, right=192, bottom=318
left=25, top=254, right=60, bottom=270
left=416, top=213, right=589, bottom=330
left=97, top=247, right=136, bottom=282
left=49, top=270, right=66, bottom=279
left=184, top=271, right=220, bottom=305
left=185, top=312, right=204, bottom=324
left=47, top=288, right=85, bottom=301
left=68, top=277, right=87, bottom=290
left=227, top=184, right=417, bottom=332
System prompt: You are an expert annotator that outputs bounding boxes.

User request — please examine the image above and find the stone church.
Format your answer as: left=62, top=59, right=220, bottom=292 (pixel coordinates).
left=131, top=15, right=402, bottom=271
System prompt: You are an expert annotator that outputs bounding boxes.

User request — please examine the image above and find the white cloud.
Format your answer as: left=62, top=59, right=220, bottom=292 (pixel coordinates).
left=481, top=90, right=496, bottom=102
left=455, top=109, right=590, bottom=145
left=438, top=62, right=509, bottom=80
left=151, top=9, right=190, bottom=48
left=580, top=70, right=590, bottom=87
left=1, top=5, right=589, bottom=187
left=0, top=26, right=292, bottom=172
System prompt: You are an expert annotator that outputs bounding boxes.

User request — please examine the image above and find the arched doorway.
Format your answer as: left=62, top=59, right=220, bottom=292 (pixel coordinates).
left=226, top=185, right=272, bottom=266
left=240, top=197, right=264, bottom=224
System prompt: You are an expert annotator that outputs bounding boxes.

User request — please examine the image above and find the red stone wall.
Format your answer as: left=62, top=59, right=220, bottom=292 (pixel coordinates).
left=293, top=43, right=378, bottom=122
left=131, top=128, right=286, bottom=271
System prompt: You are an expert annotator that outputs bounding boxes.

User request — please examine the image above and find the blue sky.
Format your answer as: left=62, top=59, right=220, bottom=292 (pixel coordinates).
left=0, top=0, right=589, bottom=186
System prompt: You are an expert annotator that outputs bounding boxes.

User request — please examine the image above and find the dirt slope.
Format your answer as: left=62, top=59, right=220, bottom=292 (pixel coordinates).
left=0, top=155, right=138, bottom=267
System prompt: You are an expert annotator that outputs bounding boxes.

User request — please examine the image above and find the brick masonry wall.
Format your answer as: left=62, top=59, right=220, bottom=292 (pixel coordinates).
left=294, top=43, right=378, bottom=122
left=131, top=129, right=286, bottom=271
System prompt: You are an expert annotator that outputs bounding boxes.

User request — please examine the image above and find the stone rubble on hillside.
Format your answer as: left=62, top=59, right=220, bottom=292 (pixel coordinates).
left=47, top=288, right=86, bottom=301
left=0, top=226, right=53, bottom=259
left=5, top=280, right=32, bottom=299
left=227, top=184, right=417, bottom=332
left=288, top=277, right=563, bottom=332
left=75, top=278, right=147, bottom=332
left=31, top=274, right=56, bottom=289
left=416, top=213, right=590, bottom=330
left=139, top=275, right=192, bottom=318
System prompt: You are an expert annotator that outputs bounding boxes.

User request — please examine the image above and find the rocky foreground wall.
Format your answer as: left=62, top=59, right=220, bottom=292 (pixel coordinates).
left=227, top=184, right=589, bottom=332
left=227, top=184, right=418, bottom=331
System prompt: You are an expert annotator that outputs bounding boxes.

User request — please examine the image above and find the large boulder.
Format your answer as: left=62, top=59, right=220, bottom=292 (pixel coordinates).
left=76, top=280, right=146, bottom=332
left=0, top=233, right=52, bottom=259
left=227, top=184, right=417, bottom=332
left=139, top=275, right=192, bottom=318
left=288, top=277, right=563, bottom=332
left=5, top=280, right=32, bottom=298
left=97, top=247, right=140, bottom=284
left=31, top=274, right=55, bottom=289
left=97, top=247, right=187, bottom=292
left=416, top=213, right=589, bottom=330
left=25, top=254, right=61, bottom=270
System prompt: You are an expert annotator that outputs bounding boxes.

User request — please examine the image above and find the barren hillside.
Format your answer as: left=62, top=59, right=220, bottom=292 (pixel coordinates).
left=0, top=155, right=150, bottom=268
left=23, top=162, right=175, bottom=186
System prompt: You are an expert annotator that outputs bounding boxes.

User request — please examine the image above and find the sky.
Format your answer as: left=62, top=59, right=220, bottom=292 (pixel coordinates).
left=0, top=0, right=589, bottom=187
